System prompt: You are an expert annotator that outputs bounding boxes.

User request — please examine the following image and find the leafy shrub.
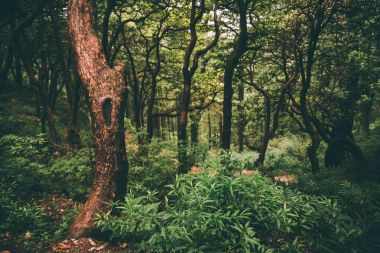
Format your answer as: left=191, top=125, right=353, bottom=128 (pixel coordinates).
left=297, top=173, right=380, bottom=251
left=0, top=202, right=52, bottom=252
left=127, top=139, right=177, bottom=193
left=0, top=134, right=49, bottom=197
left=96, top=189, right=160, bottom=243
left=42, top=148, right=94, bottom=200
left=96, top=155, right=369, bottom=252
left=0, top=134, right=94, bottom=200
left=187, top=142, right=209, bottom=167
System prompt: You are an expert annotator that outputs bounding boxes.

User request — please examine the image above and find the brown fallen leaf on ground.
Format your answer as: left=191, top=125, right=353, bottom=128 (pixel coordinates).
left=242, top=169, right=257, bottom=176
left=96, top=243, right=108, bottom=251
left=119, top=243, right=128, bottom=249
left=274, top=174, right=298, bottom=183
left=57, top=243, right=72, bottom=249
left=88, top=238, right=96, bottom=246
left=24, top=231, right=32, bottom=240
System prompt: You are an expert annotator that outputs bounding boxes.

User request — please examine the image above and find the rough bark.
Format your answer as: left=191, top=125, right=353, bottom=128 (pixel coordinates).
left=67, top=0, right=128, bottom=238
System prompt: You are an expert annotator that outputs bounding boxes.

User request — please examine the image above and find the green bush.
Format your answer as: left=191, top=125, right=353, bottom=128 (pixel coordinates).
left=188, top=142, right=209, bottom=167
left=0, top=134, right=49, bottom=197
left=127, top=139, right=177, bottom=193
left=96, top=155, right=370, bottom=252
left=0, top=134, right=94, bottom=200
left=42, top=148, right=94, bottom=200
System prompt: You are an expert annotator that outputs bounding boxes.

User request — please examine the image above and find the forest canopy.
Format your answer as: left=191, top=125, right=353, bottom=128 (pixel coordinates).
left=0, top=0, right=380, bottom=252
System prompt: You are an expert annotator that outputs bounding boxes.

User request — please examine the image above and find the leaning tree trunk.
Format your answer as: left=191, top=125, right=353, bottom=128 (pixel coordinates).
left=67, top=0, right=128, bottom=238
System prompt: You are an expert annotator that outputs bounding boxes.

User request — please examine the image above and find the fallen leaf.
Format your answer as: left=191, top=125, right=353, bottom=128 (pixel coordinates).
left=119, top=243, right=128, bottom=248
left=88, top=247, right=96, bottom=252
left=242, top=169, right=256, bottom=176
left=24, top=231, right=32, bottom=240
left=88, top=238, right=96, bottom=246
left=96, top=243, right=108, bottom=250
left=57, top=243, right=72, bottom=249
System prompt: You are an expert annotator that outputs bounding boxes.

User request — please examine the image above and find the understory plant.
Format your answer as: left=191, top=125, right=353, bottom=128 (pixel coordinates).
left=96, top=154, right=372, bottom=252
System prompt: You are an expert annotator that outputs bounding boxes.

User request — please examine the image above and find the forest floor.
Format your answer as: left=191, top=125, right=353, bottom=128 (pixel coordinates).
left=1, top=88, right=380, bottom=252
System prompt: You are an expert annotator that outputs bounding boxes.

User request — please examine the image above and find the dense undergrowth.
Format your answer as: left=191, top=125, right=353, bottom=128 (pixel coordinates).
left=1, top=92, right=380, bottom=252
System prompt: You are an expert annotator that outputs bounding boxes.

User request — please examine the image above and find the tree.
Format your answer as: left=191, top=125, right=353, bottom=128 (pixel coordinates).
left=178, top=0, right=220, bottom=173
left=67, top=0, right=128, bottom=237
left=221, top=0, right=251, bottom=150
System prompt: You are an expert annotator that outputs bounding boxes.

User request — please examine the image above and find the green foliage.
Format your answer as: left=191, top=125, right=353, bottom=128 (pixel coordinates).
left=42, top=148, right=94, bottom=200
left=127, top=139, right=177, bottom=192
left=264, top=136, right=309, bottom=173
left=0, top=134, right=94, bottom=200
left=188, top=142, right=209, bottom=166
left=96, top=189, right=160, bottom=242
left=0, top=134, right=49, bottom=197
left=96, top=155, right=372, bottom=252
left=0, top=200, right=79, bottom=252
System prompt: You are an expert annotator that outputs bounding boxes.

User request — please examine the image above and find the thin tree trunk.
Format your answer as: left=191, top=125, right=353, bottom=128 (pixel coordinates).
left=22, top=54, right=58, bottom=146
left=255, top=98, right=271, bottom=166
left=237, top=82, right=245, bottom=152
left=67, top=0, right=128, bottom=237
left=178, top=76, right=191, bottom=173
left=147, top=75, right=158, bottom=142
left=208, top=112, right=212, bottom=149
left=190, top=111, right=200, bottom=144
left=51, top=11, right=82, bottom=153
left=0, top=2, right=44, bottom=93
left=222, top=0, right=249, bottom=150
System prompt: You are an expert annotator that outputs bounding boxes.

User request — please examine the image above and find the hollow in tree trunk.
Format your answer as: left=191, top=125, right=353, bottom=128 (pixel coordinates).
left=67, top=0, right=128, bottom=238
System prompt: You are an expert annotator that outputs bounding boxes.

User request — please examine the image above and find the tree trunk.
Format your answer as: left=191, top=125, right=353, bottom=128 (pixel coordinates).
left=0, top=2, right=44, bottom=93
left=222, top=0, right=248, bottom=150
left=14, top=54, right=23, bottom=86
left=177, top=76, right=191, bottom=173
left=125, top=47, right=142, bottom=143
left=21, top=53, right=58, bottom=146
left=49, top=68, right=58, bottom=112
left=361, top=102, right=371, bottom=137
left=67, top=0, right=128, bottom=238
left=147, top=76, right=157, bottom=142
left=51, top=11, right=82, bottom=153
left=208, top=112, right=212, bottom=149
left=237, top=82, right=245, bottom=153
left=219, top=114, right=223, bottom=146
left=66, top=76, right=82, bottom=153
left=190, top=111, right=200, bottom=144
left=255, top=98, right=271, bottom=167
